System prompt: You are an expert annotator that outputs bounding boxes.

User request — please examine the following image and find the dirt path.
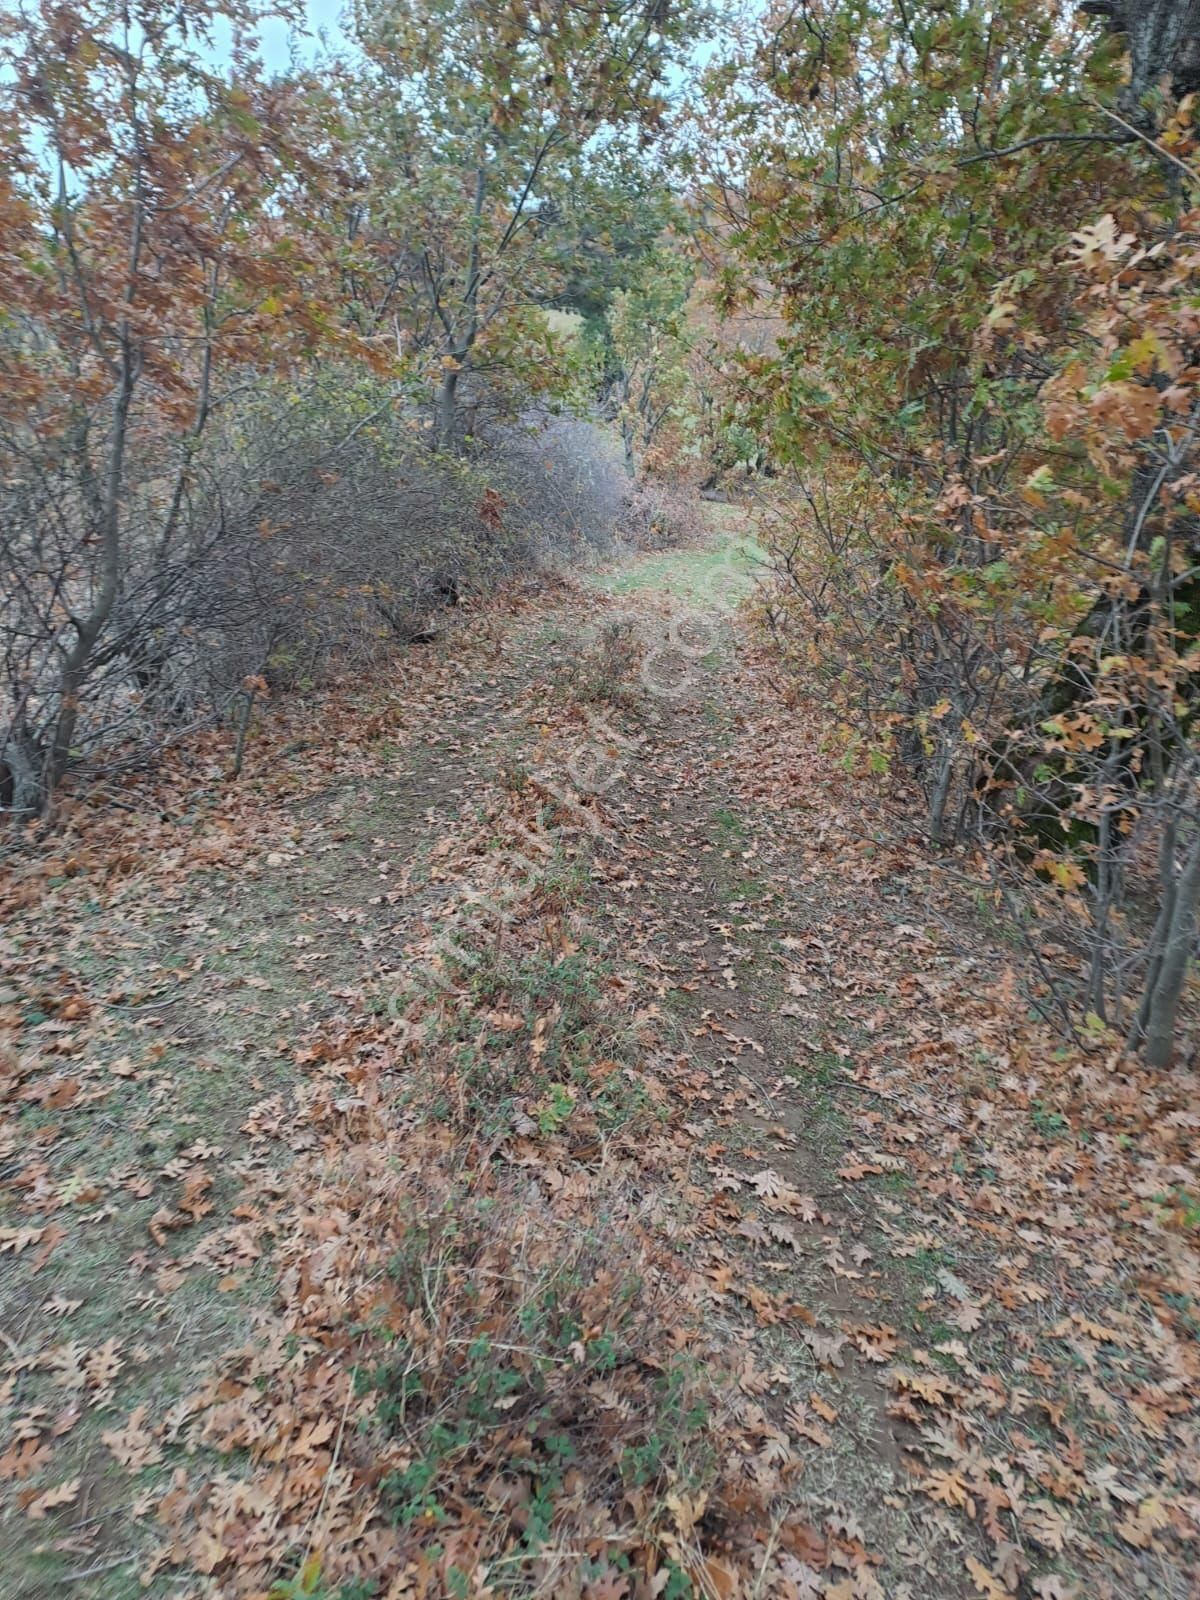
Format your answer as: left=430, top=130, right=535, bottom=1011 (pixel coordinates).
left=569, top=538, right=1197, bottom=1600
left=0, top=616, right=552, bottom=1596
left=2, top=527, right=1195, bottom=1599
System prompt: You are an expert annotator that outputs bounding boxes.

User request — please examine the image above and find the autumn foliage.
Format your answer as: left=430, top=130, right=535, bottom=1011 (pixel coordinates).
left=696, top=0, right=1200, bottom=1065
left=2, top=6, right=1199, bottom=1597
left=0, top=0, right=693, bottom=823
left=0, top=0, right=388, bottom=815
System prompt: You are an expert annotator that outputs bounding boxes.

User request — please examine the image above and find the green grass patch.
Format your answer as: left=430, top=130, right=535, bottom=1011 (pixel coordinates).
left=585, top=530, right=761, bottom=609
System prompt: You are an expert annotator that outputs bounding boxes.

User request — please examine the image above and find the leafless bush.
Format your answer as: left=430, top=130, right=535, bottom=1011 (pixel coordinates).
left=562, top=617, right=646, bottom=706
left=1, top=373, right=633, bottom=821
left=618, top=478, right=707, bottom=549
left=200, top=391, right=637, bottom=691
left=191, top=385, right=518, bottom=694
left=481, top=409, right=632, bottom=556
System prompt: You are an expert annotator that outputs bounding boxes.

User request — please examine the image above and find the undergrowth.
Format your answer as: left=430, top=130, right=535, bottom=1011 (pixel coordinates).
left=147, top=758, right=767, bottom=1598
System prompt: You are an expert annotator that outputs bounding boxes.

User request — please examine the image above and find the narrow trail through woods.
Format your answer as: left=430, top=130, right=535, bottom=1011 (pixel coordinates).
left=2, top=520, right=1196, bottom=1599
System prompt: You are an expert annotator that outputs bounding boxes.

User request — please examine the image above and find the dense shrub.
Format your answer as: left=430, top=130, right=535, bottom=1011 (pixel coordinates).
left=0, top=0, right=684, bottom=823
left=1, top=371, right=633, bottom=816
left=702, top=0, right=1200, bottom=1064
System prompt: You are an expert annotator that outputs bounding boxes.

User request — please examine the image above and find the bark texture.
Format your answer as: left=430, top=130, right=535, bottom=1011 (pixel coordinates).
left=1081, top=0, right=1200, bottom=119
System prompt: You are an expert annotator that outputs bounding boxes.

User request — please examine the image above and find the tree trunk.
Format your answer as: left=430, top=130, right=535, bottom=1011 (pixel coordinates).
left=1082, top=0, right=1200, bottom=119
left=436, top=364, right=461, bottom=453
left=1139, top=826, right=1200, bottom=1068
left=929, top=738, right=956, bottom=845
left=41, top=63, right=145, bottom=812
left=46, top=345, right=135, bottom=800
left=435, top=161, right=488, bottom=454
left=1, top=721, right=43, bottom=819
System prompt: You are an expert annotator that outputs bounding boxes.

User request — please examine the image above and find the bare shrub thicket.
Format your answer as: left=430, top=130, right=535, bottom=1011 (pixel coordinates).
left=190, top=387, right=632, bottom=694
left=1, top=374, right=633, bottom=817
left=486, top=411, right=632, bottom=550
left=619, top=479, right=709, bottom=550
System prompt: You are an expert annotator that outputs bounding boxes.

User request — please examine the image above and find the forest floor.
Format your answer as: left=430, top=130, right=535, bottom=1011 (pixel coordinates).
left=2, top=512, right=1198, bottom=1600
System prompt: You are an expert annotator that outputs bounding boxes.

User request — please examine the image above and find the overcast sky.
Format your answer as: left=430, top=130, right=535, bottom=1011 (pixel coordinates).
left=253, top=0, right=350, bottom=70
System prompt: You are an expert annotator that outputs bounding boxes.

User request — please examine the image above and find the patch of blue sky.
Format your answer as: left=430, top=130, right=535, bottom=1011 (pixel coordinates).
left=209, top=0, right=354, bottom=75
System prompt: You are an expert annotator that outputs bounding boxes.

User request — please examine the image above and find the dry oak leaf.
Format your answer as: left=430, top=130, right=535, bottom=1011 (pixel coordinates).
left=148, top=1207, right=182, bottom=1246
left=837, top=1160, right=883, bottom=1181
left=748, top=1169, right=818, bottom=1217
left=707, top=1262, right=734, bottom=1297
left=582, top=1572, right=629, bottom=1600
left=750, top=1168, right=786, bottom=1198
left=965, top=1556, right=1014, bottom=1599
left=810, top=1392, right=838, bottom=1424
left=0, top=1226, right=47, bottom=1256
left=848, top=1324, right=898, bottom=1362
left=179, top=1169, right=214, bottom=1222
left=700, top=1558, right=737, bottom=1599
left=50, top=1404, right=81, bottom=1437
left=1023, top=1500, right=1070, bottom=1553
left=22, top=1476, right=80, bottom=1520
left=923, top=1468, right=973, bottom=1513
left=785, top=1400, right=832, bottom=1450
left=101, top=1405, right=163, bottom=1471
left=0, top=1438, right=52, bottom=1481
left=293, top=1416, right=337, bottom=1456
left=776, top=1556, right=823, bottom=1598
left=801, top=1328, right=848, bottom=1368
left=666, top=1487, right=708, bottom=1535
left=1069, top=214, right=1135, bottom=266
left=83, top=1337, right=124, bottom=1396
left=1090, top=379, right=1160, bottom=440
left=990, top=1539, right=1027, bottom=1591
left=1116, top=1494, right=1172, bottom=1549
left=895, top=1369, right=956, bottom=1407
left=43, top=1295, right=82, bottom=1317
left=37, top=1077, right=81, bottom=1110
